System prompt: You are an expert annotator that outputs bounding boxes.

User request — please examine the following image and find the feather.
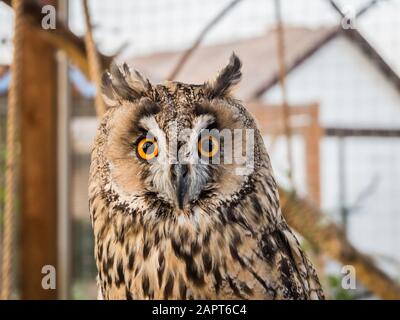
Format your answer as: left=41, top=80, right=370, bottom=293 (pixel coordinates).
left=205, top=52, right=242, bottom=99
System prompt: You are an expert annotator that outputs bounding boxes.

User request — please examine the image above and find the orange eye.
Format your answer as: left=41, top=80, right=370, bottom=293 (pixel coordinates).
left=198, top=135, right=219, bottom=158
left=137, top=137, right=158, bottom=161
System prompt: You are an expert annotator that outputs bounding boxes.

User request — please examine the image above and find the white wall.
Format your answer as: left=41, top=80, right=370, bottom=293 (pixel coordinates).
left=262, top=35, right=400, bottom=271
left=264, top=35, right=400, bottom=128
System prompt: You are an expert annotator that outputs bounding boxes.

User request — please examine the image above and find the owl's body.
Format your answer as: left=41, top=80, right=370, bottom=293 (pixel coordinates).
left=89, top=55, right=324, bottom=300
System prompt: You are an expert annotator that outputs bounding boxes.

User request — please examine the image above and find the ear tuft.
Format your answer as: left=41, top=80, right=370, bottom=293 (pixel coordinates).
left=205, top=53, right=242, bottom=99
left=101, top=71, right=118, bottom=107
left=101, top=62, right=152, bottom=107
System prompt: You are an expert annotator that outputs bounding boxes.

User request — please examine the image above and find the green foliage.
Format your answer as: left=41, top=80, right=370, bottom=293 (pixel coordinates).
left=72, top=281, right=89, bottom=300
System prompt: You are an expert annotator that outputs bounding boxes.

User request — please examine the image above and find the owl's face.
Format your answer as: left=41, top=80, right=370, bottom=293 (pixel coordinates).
left=100, top=54, right=262, bottom=213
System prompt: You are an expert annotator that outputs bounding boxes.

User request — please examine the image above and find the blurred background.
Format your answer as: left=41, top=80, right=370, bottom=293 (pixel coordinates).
left=0, top=0, right=400, bottom=300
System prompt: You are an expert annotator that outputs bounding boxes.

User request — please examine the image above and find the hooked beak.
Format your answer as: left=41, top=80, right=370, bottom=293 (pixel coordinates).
left=172, top=164, right=189, bottom=209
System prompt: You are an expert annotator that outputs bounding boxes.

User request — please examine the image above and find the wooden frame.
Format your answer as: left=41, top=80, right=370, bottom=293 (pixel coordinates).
left=247, top=102, right=322, bottom=206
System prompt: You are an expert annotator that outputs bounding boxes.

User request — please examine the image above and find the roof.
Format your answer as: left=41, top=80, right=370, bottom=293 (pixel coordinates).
left=129, top=25, right=400, bottom=100
left=1, top=27, right=398, bottom=102
left=130, top=26, right=336, bottom=101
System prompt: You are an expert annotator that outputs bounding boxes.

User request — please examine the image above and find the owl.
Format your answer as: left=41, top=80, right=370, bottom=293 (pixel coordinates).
left=88, top=53, right=324, bottom=300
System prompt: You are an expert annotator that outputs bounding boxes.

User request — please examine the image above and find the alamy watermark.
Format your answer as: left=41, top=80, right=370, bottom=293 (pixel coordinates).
left=41, top=265, right=56, bottom=290
left=341, top=265, right=356, bottom=290
left=341, top=6, right=357, bottom=30
left=41, top=5, right=56, bottom=30
left=140, top=124, right=255, bottom=176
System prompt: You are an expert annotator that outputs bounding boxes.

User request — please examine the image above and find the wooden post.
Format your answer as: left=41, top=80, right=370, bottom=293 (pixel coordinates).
left=56, top=0, right=71, bottom=300
left=304, top=104, right=322, bottom=207
left=20, top=3, right=58, bottom=299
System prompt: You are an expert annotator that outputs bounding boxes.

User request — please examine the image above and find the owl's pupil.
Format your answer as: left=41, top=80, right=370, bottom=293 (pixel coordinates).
left=143, top=142, right=154, bottom=154
left=202, top=138, right=213, bottom=152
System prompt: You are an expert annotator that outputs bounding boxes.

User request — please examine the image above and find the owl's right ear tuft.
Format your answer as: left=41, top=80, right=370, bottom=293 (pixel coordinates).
left=101, top=62, right=152, bottom=107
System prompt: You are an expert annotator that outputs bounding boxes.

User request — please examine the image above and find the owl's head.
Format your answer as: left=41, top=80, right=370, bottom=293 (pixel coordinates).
left=97, top=54, right=266, bottom=213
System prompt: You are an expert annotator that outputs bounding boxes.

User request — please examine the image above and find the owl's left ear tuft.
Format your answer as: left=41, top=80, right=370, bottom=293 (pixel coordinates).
left=205, top=53, right=242, bottom=99
left=101, top=62, right=152, bottom=107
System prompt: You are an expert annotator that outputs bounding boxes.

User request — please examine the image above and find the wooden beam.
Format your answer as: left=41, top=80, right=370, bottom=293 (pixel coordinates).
left=1, top=0, right=112, bottom=78
left=279, top=187, right=400, bottom=300
left=19, top=11, right=58, bottom=299
left=325, top=127, right=400, bottom=137
left=304, top=104, right=322, bottom=206
left=247, top=103, right=312, bottom=134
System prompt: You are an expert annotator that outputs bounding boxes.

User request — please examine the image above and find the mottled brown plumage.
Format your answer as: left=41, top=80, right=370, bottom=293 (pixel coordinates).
left=89, top=54, right=324, bottom=300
